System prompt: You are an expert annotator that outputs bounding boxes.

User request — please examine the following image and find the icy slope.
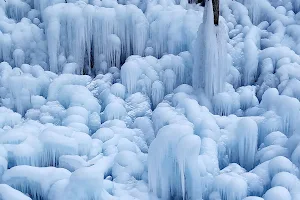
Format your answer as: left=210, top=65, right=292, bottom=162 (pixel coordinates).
left=1, top=0, right=300, bottom=199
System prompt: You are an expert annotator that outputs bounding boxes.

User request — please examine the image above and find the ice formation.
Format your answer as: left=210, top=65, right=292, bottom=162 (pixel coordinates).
left=0, top=184, right=32, bottom=200
left=148, top=124, right=201, bottom=200
left=193, top=0, right=228, bottom=98
left=1, top=0, right=300, bottom=199
left=237, top=118, right=258, bottom=171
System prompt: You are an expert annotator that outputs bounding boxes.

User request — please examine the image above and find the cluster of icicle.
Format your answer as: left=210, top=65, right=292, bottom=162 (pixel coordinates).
left=148, top=84, right=300, bottom=200
left=192, top=0, right=228, bottom=98
left=43, top=2, right=149, bottom=74
left=1, top=0, right=201, bottom=75
left=120, top=53, right=193, bottom=108
left=148, top=124, right=201, bottom=200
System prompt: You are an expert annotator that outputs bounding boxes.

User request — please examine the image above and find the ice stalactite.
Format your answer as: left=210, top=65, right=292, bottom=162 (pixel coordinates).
left=107, top=34, right=121, bottom=69
left=0, top=15, right=48, bottom=69
left=293, top=0, right=300, bottom=13
left=148, top=5, right=200, bottom=59
left=65, top=5, right=86, bottom=74
left=2, top=165, right=71, bottom=200
left=212, top=91, right=240, bottom=116
left=5, top=0, right=31, bottom=22
left=276, top=96, right=300, bottom=137
left=243, top=0, right=284, bottom=26
left=193, top=0, right=227, bottom=98
left=45, top=17, right=60, bottom=73
left=133, top=117, right=155, bottom=145
left=7, top=70, right=48, bottom=116
left=103, top=102, right=126, bottom=121
left=242, top=0, right=260, bottom=25
left=39, top=130, right=79, bottom=167
left=16, top=88, right=31, bottom=116
left=92, top=7, right=117, bottom=72
left=13, top=49, right=25, bottom=68
left=243, top=34, right=259, bottom=86
left=44, top=3, right=148, bottom=74
left=0, top=184, right=32, bottom=200
left=121, top=61, right=142, bottom=94
left=33, top=0, right=65, bottom=16
left=216, top=20, right=229, bottom=93
left=82, top=4, right=94, bottom=75
left=236, top=118, right=258, bottom=171
left=237, top=86, right=258, bottom=111
left=148, top=124, right=202, bottom=200
left=260, top=88, right=300, bottom=137
left=163, top=69, right=176, bottom=94
left=257, top=113, right=283, bottom=146
left=176, top=134, right=202, bottom=200
left=212, top=173, right=248, bottom=200
left=0, top=34, right=12, bottom=63
left=151, top=80, right=165, bottom=109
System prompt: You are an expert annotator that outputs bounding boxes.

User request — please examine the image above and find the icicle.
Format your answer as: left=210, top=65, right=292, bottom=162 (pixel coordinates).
left=5, top=0, right=30, bottom=22
left=151, top=80, right=165, bottom=109
left=39, top=130, right=79, bottom=167
left=34, top=0, right=65, bottom=16
left=193, top=0, right=227, bottom=98
left=107, top=34, right=121, bottom=68
left=13, top=49, right=25, bottom=68
left=236, top=118, right=258, bottom=171
left=216, top=20, right=228, bottom=93
left=258, top=112, right=283, bottom=146
left=171, top=56, right=186, bottom=86
left=213, top=174, right=248, bottom=200
left=121, top=61, right=142, bottom=94
left=103, top=102, right=126, bottom=121
left=93, top=7, right=116, bottom=70
left=2, top=165, right=71, bottom=200
left=162, top=69, right=176, bottom=94
left=148, top=124, right=201, bottom=200
left=293, top=0, right=300, bottom=13
left=243, top=39, right=258, bottom=85
left=243, top=0, right=260, bottom=25
left=176, top=134, right=202, bottom=200
left=131, top=5, right=149, bottom=56
left=0, top=184, right=32, bottom=200
left=276, top=96, right=300, bottom=137
left=83, top=4, right=95, bottom=74
left=0, top=34, right=12, bottom=63
left=45, top=17, right=60, bottom=73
